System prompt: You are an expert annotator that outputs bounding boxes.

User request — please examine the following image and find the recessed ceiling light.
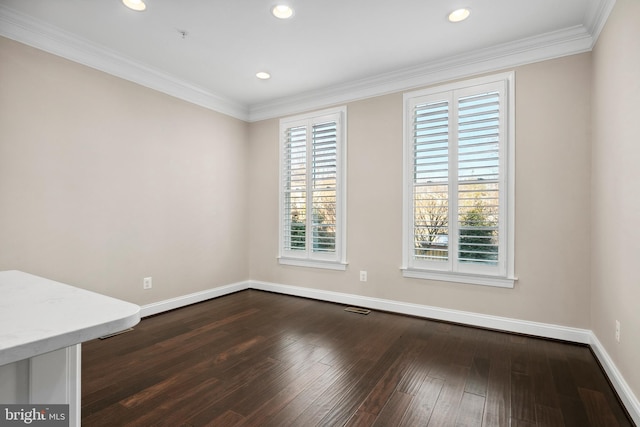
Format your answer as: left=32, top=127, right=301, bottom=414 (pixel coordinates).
left=272, top=4, right=294, bottom=19
left=122, top=0, right=146, bottom=11
left=256, top=71, right=271, bottom=80
left=448, top=8, right=470, bottom=23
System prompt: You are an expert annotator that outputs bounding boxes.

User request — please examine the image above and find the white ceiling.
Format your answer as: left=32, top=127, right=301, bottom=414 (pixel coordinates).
left=0, top=0, right=614, bottom=121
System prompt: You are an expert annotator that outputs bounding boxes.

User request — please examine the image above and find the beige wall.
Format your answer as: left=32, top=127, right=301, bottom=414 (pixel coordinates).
left=0, top=37, right=250, bottom=304
left=1, top=3, right=638, bottom=407
left=591, top=0, right=640, bottom=400
left=0, top=35, right=595, bottom=328
left=249, top=53, right=593, bottom=328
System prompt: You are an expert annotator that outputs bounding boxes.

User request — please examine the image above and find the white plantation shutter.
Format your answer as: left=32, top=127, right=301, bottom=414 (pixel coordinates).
left=412, top=99, right=450, bottom=265
left=404, top=73, right=514, bottom=286
left=457, top=91, right=501, bottom=267
left=279, top=107, right=346, bottom=269
left=283, top=125, right=307, bottom=251
left=311, top=121, right=338, bottom=253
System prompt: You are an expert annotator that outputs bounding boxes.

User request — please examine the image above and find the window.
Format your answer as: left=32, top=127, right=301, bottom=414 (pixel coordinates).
left=402, top=73, right=515, bottom=287
left=279, top=107, right=347, bottom=270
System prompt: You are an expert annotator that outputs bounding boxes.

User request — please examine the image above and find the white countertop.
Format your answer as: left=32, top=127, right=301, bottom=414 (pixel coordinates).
left=0, top=270, right=141, bottom=366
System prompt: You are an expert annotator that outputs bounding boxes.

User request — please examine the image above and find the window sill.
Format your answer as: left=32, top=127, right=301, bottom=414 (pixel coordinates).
left=401, top=268, right=516, bottom=288
left=278, top=257, right=348, bottom=271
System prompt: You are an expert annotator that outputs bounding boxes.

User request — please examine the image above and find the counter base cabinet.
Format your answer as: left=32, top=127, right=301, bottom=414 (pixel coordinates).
left=0, top=359, right=29, bottom=403
left=0, top=271, right=140, bottom=427
left=0, top=344, right=81, bottom=427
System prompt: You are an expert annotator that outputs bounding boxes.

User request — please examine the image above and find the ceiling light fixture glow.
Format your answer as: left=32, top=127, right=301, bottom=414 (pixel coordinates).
left=256, top=71, right=271, bottom=80
left=122, top=0, right=146, bottom=11
left=448, top=8, right=470, bottom=23
left=272, top=4, right=294, bottom=19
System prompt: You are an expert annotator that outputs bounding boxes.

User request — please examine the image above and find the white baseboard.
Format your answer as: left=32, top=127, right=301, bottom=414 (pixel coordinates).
left=248, top=280, right=592, bottom=343
left=589, top=333, right=640, bottom=425
left=139, top=280, right=250, bottom=317
left=139, top=279, right=638, bottom=423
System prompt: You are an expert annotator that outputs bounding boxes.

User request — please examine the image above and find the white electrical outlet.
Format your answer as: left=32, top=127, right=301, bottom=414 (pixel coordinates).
left=143, top=277, right=153, bottom=290
left=359, top=271, right=367, bottom=282
left=615, top=320, right=620, bottom=342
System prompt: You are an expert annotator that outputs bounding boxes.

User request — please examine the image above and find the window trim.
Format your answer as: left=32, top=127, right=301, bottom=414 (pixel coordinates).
left=278, top=106, right=347, bottom=270
left=401, top=72, right=516, bottom=288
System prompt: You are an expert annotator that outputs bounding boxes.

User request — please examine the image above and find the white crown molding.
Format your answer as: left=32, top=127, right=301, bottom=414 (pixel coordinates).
left=248, top=25, right=594, bottom=121
left=584, top=0, right=617, bottom=46
left=0, top=1, right=615, bottom=123
left=0, top=4, right=249, bottom=121
left=249, top=0, right=617, bottom=122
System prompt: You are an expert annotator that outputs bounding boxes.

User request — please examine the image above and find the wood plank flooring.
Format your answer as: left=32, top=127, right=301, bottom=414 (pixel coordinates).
left=81, top=290, right=633, bottom=426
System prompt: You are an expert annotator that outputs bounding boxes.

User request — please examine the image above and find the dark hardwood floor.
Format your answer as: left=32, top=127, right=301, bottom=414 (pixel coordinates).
left=81, top=290, right=633, bottom=426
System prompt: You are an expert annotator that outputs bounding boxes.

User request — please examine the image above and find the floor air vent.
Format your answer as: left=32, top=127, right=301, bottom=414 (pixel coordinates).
left=344, top=307, right=371, bottom=315
left=99, top=328, right=134, bottom=340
